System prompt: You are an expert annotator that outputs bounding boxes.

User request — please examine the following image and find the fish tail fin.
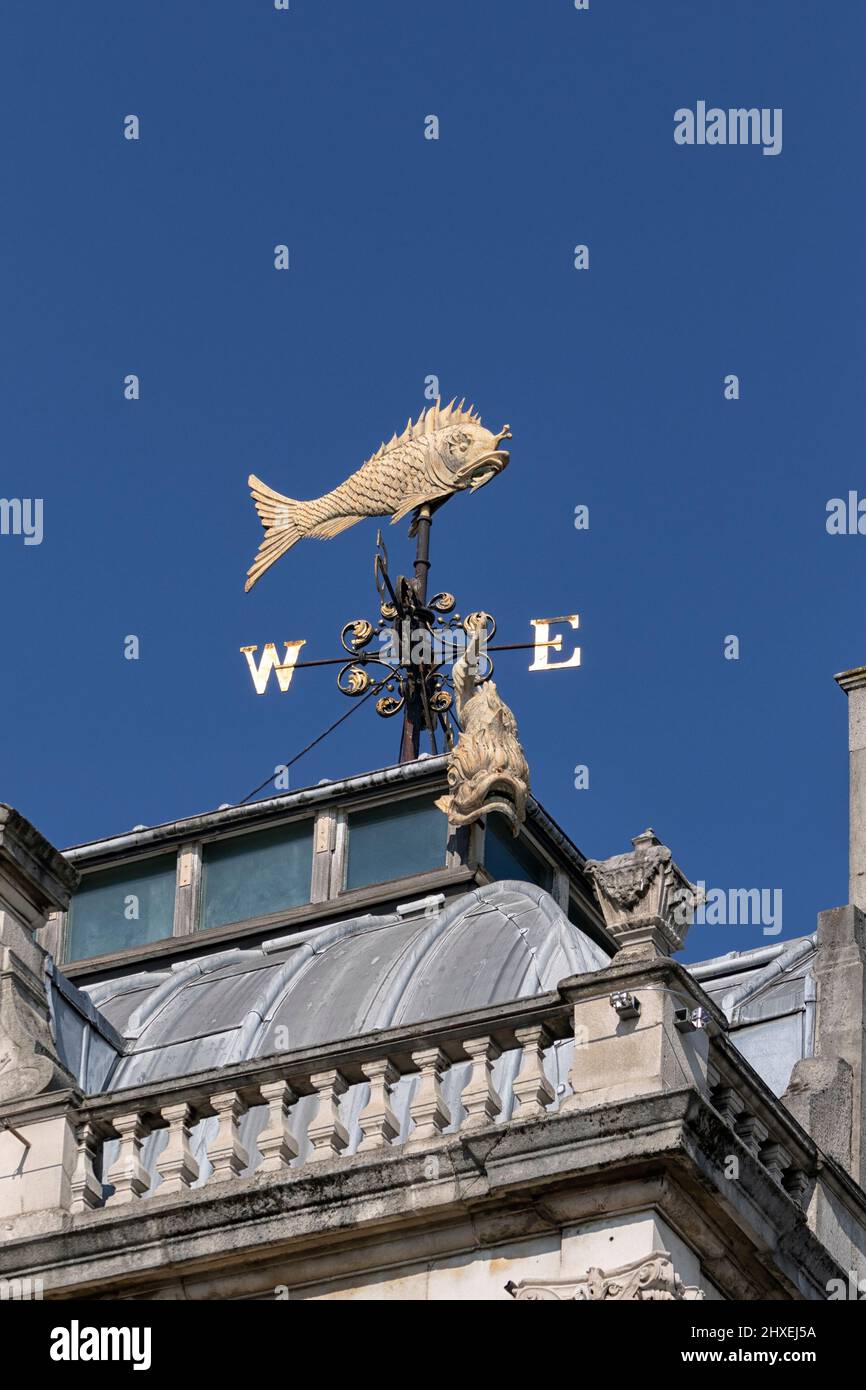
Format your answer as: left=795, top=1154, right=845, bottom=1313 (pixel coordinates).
left=245, top=474, right=306, bottom=591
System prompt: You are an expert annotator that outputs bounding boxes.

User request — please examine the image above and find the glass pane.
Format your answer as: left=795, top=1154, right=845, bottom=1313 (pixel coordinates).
left=66, top=855, right=177, bottom=961
left=484, top=814, right=551, bottom=889
left=346, top=796, right=445, bottom=891
left=201, top=821, right=312, bottom=931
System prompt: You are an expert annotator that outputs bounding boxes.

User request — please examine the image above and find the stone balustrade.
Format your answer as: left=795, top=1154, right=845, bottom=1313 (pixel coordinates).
left=63, top=974, right=817, bottom=1216
left=708, top=1034, right=814, bottom=1206
left=69, top=998, right=576, bottom=1212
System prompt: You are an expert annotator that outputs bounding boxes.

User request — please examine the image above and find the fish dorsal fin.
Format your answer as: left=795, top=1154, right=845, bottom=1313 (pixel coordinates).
left=366, top=397, right=481, bottom=465
left=401, top=396, right=481, bottom=442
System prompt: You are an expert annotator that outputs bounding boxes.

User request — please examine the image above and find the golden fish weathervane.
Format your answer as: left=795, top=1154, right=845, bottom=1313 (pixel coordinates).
left=244, top=398, right=511, bottom=591
left=239, top=395, right=580, bottom=806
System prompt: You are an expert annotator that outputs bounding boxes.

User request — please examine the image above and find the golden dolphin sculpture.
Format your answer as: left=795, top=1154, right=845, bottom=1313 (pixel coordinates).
left=435, top=614, right=529, bottom=835
left=245, top=399, right=511, bottom=591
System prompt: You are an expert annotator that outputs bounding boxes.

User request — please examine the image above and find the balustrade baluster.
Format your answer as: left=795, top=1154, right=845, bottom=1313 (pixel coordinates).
left=356, top=1059, right=400, bottom=1152
left=155, top=1102, right=200, bottom=1194
left=460, top=1036, right=503, bottom=1130
left=512, top=1025, right=555, bottom=1117
left=105, top=1112, right=149, bottom=1205
left=307, top=1069, right=350, bottom=1161
left=70, top=1120, right=103, bottom=1213
left=256, top=1080, right=300, bottom=1173
left=208, top=1090, right=249, bottom=1181
left=407, top=1047, right=451, bottom=1144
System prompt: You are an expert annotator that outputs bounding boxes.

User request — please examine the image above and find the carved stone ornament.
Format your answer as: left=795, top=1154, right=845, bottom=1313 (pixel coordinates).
left=435, top=615, right=530, bottom=835
left=584, top=828, right=703, bottom=959
left=507, top=1251, right=705, bottom=1301
left=0, top=805, right=79, bottom=1104
left=0, top=969, right=72, bottom=1105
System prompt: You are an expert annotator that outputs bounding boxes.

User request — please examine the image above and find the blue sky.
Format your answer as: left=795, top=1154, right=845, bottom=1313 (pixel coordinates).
left=1, top=1, right=863, bottom=961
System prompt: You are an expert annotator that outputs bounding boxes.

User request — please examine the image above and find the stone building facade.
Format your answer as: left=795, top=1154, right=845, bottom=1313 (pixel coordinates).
left=3, top=669, right=866, bottom=1300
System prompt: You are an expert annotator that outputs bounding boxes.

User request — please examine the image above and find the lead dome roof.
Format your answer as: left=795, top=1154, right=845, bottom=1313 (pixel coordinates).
left=63, top=880, right=610, bottom=1092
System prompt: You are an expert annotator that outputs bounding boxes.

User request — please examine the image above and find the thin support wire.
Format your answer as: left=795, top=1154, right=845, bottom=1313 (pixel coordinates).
left=238, top=677, right=389, bottom=806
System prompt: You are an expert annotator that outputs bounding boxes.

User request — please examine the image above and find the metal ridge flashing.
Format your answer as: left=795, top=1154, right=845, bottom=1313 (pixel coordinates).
left=526, top=794, right=588, bottom=869
left=46, top=958, right=126, bottom=1054
left=720, top=933, right=817, bottom=1020
left=62, top=756, right=450, bottom=863
left=688, top=935, right=816, bottom=981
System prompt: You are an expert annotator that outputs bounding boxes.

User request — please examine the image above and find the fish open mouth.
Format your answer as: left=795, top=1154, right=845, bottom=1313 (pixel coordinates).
left=449, top=772, right=526, bottom=833
left=459, top=446, right=511, bottom=492
left=484, top=782, right=520, bottom=819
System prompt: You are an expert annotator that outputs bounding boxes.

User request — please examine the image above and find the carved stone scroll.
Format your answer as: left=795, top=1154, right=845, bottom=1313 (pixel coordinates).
left=507, top=1251, right=705, bottom=1301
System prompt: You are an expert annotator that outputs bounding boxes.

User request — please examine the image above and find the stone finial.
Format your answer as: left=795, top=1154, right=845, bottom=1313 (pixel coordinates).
left=0, top=804, right=79, bottom=1104
left=584, top=829, right=701, bottom=960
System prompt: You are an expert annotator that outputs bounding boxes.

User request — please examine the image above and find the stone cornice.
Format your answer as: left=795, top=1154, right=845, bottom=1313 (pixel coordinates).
left=0, top=1089, right=840, bottom=1301
left=0, top=805, right=79, bottom=916
left=835, top=666, right=866, bottom=695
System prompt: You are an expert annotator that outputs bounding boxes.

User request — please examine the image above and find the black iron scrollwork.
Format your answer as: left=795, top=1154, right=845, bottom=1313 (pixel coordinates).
left=336, top=532, right=496, bottom=754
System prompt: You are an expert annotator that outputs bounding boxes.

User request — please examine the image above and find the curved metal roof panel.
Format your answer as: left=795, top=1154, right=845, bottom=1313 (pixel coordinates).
left=78, top=880, right=609, bottom=1092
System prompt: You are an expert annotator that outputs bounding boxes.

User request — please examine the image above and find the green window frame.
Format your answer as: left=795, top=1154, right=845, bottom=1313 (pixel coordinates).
left=199, top=819, right=313, bottom=931
left=65, top=853, right=178, bottom=962
left=345, top=795, right=446, bottom=891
